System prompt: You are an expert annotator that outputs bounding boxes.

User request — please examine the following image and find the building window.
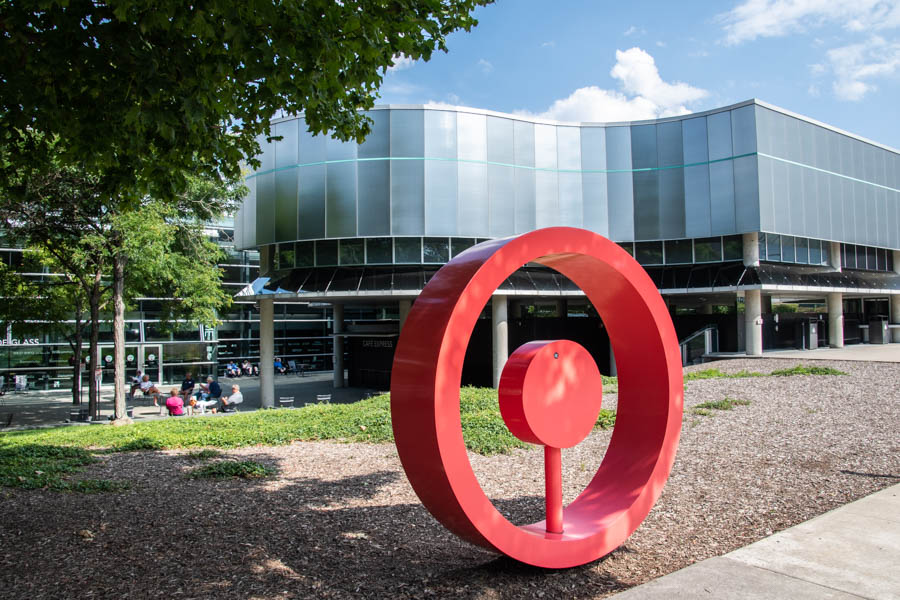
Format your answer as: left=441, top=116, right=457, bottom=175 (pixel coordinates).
left=781, top=236, right=796, bottom=263
left=766, top=234, right=782, bottom=262
left=617, top=242, right=634, bottom=257
left=339, top=239, right=364, bottom=265
left=635, top=241, right=663, bottom=265
left=693, top=237, right=722, bottom=263
left=451, top=238, right=477, bottom=258
left=423, top=238, right=450, bottom=264
left=365, top=238, right=392, bottom=264
left=664, top=239, right=692, bottom=264
left=277, top=244, right=295, bottom=270
left=295, top=241, right=314, bottom=267
left=394, top=237, right=422, bottom=263
left=315, top=240, right=338, bottom=266
left=723, top=235, right=742, bottom=261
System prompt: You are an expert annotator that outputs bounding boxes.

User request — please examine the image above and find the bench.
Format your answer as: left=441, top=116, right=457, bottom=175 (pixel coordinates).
left=278, top=396, right=295, bottom=408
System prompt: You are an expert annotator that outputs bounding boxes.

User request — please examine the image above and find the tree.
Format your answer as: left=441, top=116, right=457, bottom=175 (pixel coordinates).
left=0, top=0, right=492, bottom=418
left=0, top=160, right=245, bottom=420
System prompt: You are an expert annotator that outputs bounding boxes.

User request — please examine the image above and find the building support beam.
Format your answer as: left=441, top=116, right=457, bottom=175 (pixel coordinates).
left=891, top=294, right=900, bottom=343
left=827, top=292, right=844, bottom=348
left=743, top=232, right=760, bottom=267
left=398, top=299, right=412, bottom=332
left=829, top=242, right=842, bottom=272
left=333, top=303, right=345, bottom=388
left=745, top=289, right=763, bottom=356
left=259, top=297, right=275, bottom=409
left=492, top=295, right=508, bottom=389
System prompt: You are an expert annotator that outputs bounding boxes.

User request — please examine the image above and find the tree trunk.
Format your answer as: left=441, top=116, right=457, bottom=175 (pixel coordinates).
left=70, top=314, right=83, bottom=405
left=87, top=284, right=101, bottom=418
left=112, top=252, right=128, bottom=421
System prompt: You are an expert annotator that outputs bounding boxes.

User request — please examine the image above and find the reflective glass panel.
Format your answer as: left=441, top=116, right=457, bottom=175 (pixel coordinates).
left=534, top=124, right=557, bottom=170
left=315, top=239, right=338, bottom=266
left=723, top=235, right=743, bottom=261
left=424, top=111, right=457, bottom=159
left=707, top=111, right=733, bottom=161
left=487, top=117, right=515, bottom=164
left=617, top=242, right=634, bottom=256
left=295, top=241, right=314, bottom=267
left=630, top=125, right=657, bottom=169
left=766, top=234, right=781, bottom=261
left=731, top=105, right=757, bottom=155
left=451, top=238, right=476, bottom=257
left=339, top=239, right=364, bottom=265
left=809, top=239, right=823, bottom=264
left=457, top=112, right=487, bottom=161
left=277, top=245, right=295, bottom=270
left=694, top=237, right=722, bottom=262
left=423, top=238, right=450, bottom=263
left=326, top=162, right=357, bottom=238
left=357, top=161, right=391, bottom=236
left=795, top=237, right=809, bottom=264
left=635, top=241, right=663, bottom=265
left=359, top=110, right=390, bottom=158
left=782, top=236, right=796, bottom=262
left=557, top=127, right=581, bottom=170
left=758, top=233, right=767, bottom=261
left=664, top=239, right=692, bottom=264
left=394, top=237, right=422, bottom=263
left=682, top=117, right=708, bottom=164
left=365, top=238, right=392, bottom=264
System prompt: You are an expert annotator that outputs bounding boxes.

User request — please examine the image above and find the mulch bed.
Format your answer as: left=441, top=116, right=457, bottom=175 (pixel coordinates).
left=1, top=358, right=898, bottom=599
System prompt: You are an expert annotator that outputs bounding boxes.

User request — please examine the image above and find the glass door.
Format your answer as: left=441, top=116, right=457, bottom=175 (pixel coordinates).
left=139, top=344, right=163, bottom=385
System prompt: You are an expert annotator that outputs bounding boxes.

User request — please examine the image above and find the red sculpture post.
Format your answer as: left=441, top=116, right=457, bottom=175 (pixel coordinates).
left=390, top=227, right=683, bottom=568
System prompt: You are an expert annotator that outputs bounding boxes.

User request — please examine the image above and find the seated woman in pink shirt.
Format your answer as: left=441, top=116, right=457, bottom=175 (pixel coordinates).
left=164, top=388, right=185, bottom=416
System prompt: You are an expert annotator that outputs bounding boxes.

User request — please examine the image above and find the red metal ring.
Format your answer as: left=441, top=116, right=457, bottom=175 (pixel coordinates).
left=391, top=227, right=683, bottom=568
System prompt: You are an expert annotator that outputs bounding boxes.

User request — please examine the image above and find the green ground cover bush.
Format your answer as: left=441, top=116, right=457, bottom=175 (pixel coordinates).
left=0, top=444, right=128, bottom=492
left=0, top=387, right=618, bottom=461
left=186, top=460, right=276, bottom=479
left=685, top=364, right=846, bottom=381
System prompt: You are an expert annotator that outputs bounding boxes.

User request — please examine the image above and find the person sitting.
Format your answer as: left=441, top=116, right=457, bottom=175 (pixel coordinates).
left=274, top=357, right=286, bottom=374
left=138, top=374, right=161, bottom=406
left=194, top=376, right=221, bottom=413
left=218, top=384, right=244, bottom=413
left=165, top=388, right=185, bottom=416
left=226, top=361, right=240, bottom=378
left=252, top=364, right=259, bottom=376
left=241, top=360, right=253, bottom=377
left=129, top=370, right=143, bottom=398
left=180, top=371, right=196, bottom=400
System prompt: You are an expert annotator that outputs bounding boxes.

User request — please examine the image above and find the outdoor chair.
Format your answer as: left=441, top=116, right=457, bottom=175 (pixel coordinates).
left=285, top=360, right=297, bottom=375
left=278, top=396, right=295, bottom=408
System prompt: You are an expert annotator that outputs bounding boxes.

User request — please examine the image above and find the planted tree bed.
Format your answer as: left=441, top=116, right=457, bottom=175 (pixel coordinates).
left=1, top=359, right=897, bottom=599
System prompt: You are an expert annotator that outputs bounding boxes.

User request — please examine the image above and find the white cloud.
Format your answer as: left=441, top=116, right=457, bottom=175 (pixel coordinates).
left=826, top=36, right=900, bottom=100
left=656, top=40, right=667, bottom=47
left=477, top=58, right=494, bottom=74
left=720, top=0, right=900, bottom=45
left=541, top=41, right=556, bottom=48
left=386, top=54, right=414, bottom=73
left=623, top=25, right=646, bottom=36
left=521, top=47, right=708, bottom=122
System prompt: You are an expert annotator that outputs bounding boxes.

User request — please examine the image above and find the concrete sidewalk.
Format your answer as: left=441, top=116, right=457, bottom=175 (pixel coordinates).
left=611, top=483, right=900, bottom=599
left=0, top=371, right=379, bottom=429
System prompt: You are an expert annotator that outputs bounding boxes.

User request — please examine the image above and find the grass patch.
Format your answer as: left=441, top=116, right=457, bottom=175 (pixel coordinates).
left=685, top=364, right=847, bottom=381
left=0, top=443, right=127, bottom=492
left=185, top=449, right=222, bottom=461
left=769, top=365, right=846, bottom=376
left=684, top=368, right=765, bottom=381
left=695, top=397, right=751, bottom=411
left=187, top=460, right=276, bottom=480
left=691, top=396, right=751, bottom=416
left=1, top=387, right=617, bottom=457
left=602, top=375, right=618, bottom=393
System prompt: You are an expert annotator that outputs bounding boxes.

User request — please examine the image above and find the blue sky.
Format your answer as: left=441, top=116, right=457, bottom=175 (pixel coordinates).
left=378, top=0, right=900, bottom=149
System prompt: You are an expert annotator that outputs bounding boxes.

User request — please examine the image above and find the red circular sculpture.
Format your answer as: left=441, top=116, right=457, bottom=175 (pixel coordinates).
left=390, top=227, right=683, bottom=568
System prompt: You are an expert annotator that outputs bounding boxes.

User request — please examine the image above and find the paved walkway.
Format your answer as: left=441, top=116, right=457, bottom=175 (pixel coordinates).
left=707, top=343, right=900, bottom=363
left=611, top=483, right=900, bottom=599
left=0, top=372, right=378, bottom=429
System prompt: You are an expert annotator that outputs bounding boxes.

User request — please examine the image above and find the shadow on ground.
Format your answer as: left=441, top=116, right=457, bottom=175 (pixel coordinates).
left=0, top=447, right=628, bottom=599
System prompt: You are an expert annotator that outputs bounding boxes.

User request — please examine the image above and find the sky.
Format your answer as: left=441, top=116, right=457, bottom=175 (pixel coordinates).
left=377, top=0, right=900, bottom=149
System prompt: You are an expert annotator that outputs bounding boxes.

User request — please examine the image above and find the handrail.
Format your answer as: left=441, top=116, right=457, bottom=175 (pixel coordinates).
left=679, top=324, right=719, bottom=366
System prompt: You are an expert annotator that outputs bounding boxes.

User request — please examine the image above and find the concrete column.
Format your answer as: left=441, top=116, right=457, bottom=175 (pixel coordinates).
left=332, top=303, right=345, bottom=388
left=608, top=337, right=617, bottom=377
left=492, top=295, right=508, bottom=389
left=745, top=288, right=763, bottom=356
left=743, top=232, right=760, bottom=267
left=556, top=298, right=568, bottom=318
left=700, top=304, right=714, bottom=315
left=762, top=295, right=772, bottom=314
left=827, top=292, right=844, bottom=348
left=829, top=241, right=842, bottom=272
left=398, top=299, right=412, bottom=332
left=891, top=294, right=900, bottom=343
left=894, top=250, right=900, bottom=275
left=259, top=297, right=275, bottom=409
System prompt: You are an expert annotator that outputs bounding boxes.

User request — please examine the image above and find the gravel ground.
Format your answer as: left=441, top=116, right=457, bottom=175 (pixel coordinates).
left=1, top=358, right=898, bottom=599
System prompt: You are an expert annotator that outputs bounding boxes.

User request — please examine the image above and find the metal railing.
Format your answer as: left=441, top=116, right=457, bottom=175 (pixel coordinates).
left=679, top=325, right=719, bottom=366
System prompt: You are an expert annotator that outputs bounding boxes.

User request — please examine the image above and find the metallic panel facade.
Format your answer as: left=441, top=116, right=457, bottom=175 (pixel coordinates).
left=237, top=100, right=900, bottom=259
